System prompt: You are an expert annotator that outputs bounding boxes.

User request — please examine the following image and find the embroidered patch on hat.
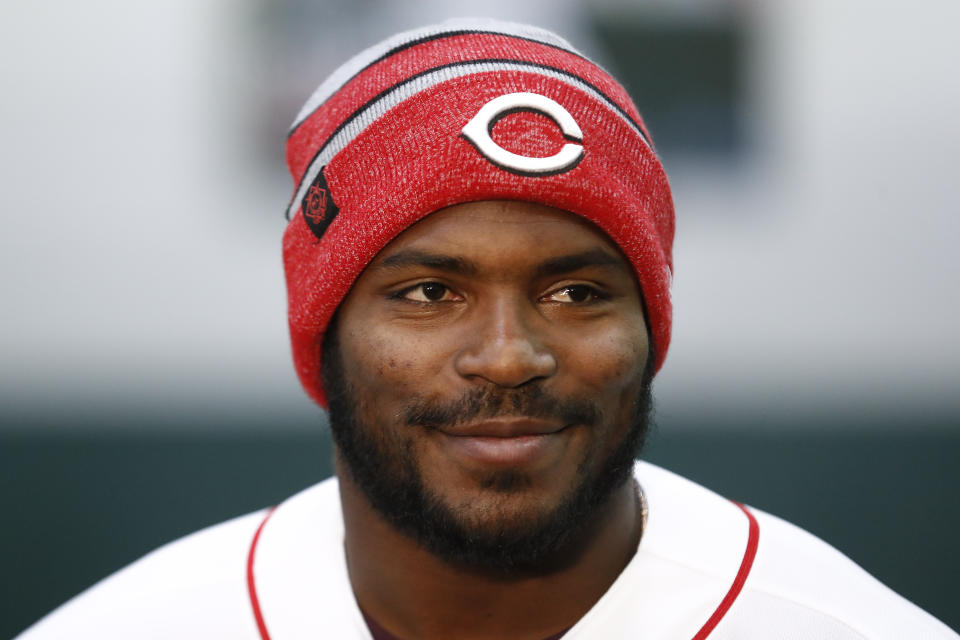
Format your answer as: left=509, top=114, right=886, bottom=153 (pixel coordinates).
left=461, top=92, right=584, bottom=176
left=300, top=167, right=339, bottom=240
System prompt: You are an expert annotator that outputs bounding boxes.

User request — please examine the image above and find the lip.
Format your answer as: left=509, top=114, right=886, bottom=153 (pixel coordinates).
left=436, top=418, right=568, bottom=468
left=438, top=417, right=565, bottom=438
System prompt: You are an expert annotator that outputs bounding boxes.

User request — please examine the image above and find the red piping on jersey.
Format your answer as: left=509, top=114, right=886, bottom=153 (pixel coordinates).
left=691, top=501, right=760, bottom=639
left=246, top=501, right=759, bottom=640
left=247, top=507, right=277, bottom=640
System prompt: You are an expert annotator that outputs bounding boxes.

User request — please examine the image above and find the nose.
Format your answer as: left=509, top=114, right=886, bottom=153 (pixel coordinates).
left=453, top=297, right=558, bottom=388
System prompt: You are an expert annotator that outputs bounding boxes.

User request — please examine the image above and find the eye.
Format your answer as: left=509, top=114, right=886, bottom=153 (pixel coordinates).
left=395, top=282, right=459, bottom=303
left=544, top=285, right=605, bottom=304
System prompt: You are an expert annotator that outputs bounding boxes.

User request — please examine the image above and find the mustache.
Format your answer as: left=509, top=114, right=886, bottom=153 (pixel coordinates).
left=402, top=385, right=601, bottom=429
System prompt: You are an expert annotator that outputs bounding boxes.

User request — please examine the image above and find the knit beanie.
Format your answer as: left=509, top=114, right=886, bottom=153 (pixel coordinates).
left=283, top=18, right=675, bottom=407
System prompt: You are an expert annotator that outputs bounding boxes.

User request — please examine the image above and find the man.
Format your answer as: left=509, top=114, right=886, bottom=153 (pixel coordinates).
left=18, top=18, right=958, bottom=640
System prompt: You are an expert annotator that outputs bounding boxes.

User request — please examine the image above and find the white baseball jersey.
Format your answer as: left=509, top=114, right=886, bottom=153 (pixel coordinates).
left=17, top=462, right=958, bottom=639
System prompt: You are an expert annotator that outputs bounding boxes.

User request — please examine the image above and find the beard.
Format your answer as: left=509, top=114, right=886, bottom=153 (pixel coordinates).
left=321, top=329, right=654, bottom=574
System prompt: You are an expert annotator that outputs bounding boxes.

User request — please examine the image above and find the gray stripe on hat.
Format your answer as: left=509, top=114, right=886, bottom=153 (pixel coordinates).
left=290, top=18, right=583, bottom=132
left=285, top=59, right=649, bottom=222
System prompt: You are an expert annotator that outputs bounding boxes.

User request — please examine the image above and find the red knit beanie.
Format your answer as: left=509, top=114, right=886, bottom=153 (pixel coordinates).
left=283, top=18, right=675, bottom=407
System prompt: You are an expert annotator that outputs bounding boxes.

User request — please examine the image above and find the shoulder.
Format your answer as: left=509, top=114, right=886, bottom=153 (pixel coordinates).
left=16, top=477, right=342, bottom=640
left=727, top=506, right=957, bottom=638
left=632, top=462, right=958, bottom=639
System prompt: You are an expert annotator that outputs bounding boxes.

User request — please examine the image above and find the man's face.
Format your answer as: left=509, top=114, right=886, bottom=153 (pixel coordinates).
left=324, top=200, right=652, bottom=571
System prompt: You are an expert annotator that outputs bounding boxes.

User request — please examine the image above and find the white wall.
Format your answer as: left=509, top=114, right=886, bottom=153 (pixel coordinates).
left=658, top=0, right=960, bottom=419
left=1, top=1, right=957, bottom=430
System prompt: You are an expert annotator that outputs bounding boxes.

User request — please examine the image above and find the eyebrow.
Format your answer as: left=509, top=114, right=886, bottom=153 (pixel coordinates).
left=372, top=247, right=627, bottom=278
left=374, top=249, right=479, bottom=275
left=533, top=248, right=628, bottom=279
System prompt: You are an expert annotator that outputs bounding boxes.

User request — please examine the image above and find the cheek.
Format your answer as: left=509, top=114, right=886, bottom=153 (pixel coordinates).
left=563, top=323, right=649, bottom=394
left=341, top=324, right=453, bottom=399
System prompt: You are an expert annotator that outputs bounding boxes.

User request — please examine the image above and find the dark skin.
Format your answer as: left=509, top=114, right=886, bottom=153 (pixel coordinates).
left=332, top=201, right=650, bottom=639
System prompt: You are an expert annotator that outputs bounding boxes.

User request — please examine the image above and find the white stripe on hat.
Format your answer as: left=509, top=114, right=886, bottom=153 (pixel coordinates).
left=289, top=18, right=585, bottom=133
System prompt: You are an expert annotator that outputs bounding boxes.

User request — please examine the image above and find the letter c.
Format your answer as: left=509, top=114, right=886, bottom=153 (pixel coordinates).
left=462, top=92, right=584, bottom=176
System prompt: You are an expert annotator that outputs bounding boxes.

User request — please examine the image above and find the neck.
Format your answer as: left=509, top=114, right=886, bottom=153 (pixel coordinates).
left=337, top=458, right=642, bottom=640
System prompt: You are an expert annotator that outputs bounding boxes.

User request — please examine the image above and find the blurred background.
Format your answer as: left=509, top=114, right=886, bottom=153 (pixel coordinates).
left=2, top=0, right=958, bottom=636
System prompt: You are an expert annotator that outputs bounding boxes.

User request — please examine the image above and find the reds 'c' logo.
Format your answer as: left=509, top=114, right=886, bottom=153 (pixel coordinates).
left=461, top=92, right=584, bottom=176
